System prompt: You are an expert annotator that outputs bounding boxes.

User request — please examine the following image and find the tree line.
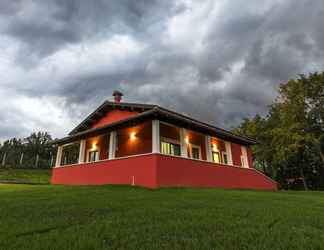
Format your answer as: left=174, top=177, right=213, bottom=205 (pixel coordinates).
left=233, top=72, right=324, bottom=190
left=0, top=132, right=57, bottom=169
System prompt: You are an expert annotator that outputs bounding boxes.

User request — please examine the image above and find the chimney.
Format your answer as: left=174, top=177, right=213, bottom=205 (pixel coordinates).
left=112, top=90, right=124, bottom=103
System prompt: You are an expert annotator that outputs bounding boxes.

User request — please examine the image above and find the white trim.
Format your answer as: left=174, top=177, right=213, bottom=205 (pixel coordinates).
left=241, top=145, right=249, bottom=168
left=78, top=140, right=86, bottom=164
left=205, top=135, right=212, bottom=162
left=55, top=146, right=63, bottom=167
left=180, top=128, right=188, bottom=158
left=109, top=131, right=117, bottom=159
left=225, top=141, right=233, bottom=165
left=152, top=120, right=160, bottom=153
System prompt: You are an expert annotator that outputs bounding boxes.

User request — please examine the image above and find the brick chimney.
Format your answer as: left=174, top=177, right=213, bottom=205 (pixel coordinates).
left=112, top=90, right=124, bottom=103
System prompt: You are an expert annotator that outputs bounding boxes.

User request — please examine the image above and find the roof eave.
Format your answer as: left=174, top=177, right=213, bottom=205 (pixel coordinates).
left=56, top=107, right=256, bottom=146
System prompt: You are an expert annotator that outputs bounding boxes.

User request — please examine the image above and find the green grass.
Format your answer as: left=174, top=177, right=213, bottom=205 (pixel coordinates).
left=0, top=169, right=51, bottom=184
left=0, top=184, right=324, bottom=249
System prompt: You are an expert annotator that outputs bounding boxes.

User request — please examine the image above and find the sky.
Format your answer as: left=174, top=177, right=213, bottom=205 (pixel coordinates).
left=1, top=0, right=324, bottom=141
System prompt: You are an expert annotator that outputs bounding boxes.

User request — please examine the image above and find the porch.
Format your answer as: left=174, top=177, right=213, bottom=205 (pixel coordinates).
left=52, top=120, right=277, bottom=190
left=55, top=120, right=251, bottom=169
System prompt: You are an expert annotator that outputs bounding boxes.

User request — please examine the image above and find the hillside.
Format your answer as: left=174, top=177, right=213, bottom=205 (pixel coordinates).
left=0, top=184, right=323, bottom=249
left=0, top=169, right=51, bottom=184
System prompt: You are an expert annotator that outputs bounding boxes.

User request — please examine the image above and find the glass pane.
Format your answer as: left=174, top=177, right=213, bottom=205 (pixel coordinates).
left=212, top=152, right=220, bottom=164
left=172, top=144, right=181, bottom=156
left=161, top=141, right=180, bottom=156
left=223, top=153, right=228, bottom=164
left=161, top=142, right=170, bottom=155
left=192, top=147, right=200, bottom=159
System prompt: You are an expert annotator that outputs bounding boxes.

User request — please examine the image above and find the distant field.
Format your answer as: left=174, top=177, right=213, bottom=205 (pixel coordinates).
left=0, top=184, right=324, bottom=250
left=0, top=169, right=51, bottom=184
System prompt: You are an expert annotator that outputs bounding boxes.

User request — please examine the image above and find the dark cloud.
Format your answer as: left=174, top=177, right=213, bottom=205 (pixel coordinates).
left=1, top=0, right=324, bottom=140
left=1, top=0, right=177, bottom=59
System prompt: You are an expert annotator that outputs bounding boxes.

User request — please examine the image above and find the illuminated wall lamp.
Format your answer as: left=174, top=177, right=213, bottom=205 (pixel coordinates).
left=130, top=132, right=137, bottom=141
left=92, top=142, right=98, bottom=150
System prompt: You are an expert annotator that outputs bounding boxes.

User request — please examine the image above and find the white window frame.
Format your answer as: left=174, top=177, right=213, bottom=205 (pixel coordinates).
left=160, top=137, right=181, bottom=156
left=212, top=151, right=221, bottom=164
left=86, top=148, right=100, bottom=163
left=189, top=144, right=202, bottom=160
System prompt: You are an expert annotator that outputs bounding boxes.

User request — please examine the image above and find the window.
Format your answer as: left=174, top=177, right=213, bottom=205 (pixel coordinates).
left=161, top=140, right=181, bottom=156
left=88, top=151, right=99, bottom=162
left=222, top=152, right=228, bottom=165
left=212, top=151, right=221, bottom=164
left=191, top=147, right=200, bottom=160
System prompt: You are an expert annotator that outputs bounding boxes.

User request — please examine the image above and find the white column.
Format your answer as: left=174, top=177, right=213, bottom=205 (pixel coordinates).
left=241, top=146, right=249, bottom=168
left=55, top=146, right=63, bottom=167
left=152, top=120, right=160, bottom=153
left=180, top=128, right=188, bottom=158
left=205, top=135, right=213, bottom=162
left=78, top=140, right=86, bottom=164
left=109, top=131, right=117, bottom=159
left=225, top=141, right=233, bottom=165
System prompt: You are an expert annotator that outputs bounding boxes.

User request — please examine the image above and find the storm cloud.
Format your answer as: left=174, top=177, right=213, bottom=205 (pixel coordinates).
left=1, top=0, right=324, bottom=140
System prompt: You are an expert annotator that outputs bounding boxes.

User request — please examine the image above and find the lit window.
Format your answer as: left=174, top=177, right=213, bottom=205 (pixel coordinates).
left=88, top=151, right=99, bottom=162
left=212, top=151, right=221, bottom=164
left=161, top=140, right=181, bottom=156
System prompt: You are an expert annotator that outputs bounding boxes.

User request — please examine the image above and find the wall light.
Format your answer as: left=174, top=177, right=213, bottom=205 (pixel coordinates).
left=92, top=142, right=98, bottom=150
left=212, top=143, right=218, bottom=152
left=185, top=136, right=189, bottom=144
left=130, top=132, right=137, bottom=141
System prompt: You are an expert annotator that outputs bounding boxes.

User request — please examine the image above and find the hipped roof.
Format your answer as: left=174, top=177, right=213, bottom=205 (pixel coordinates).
left=55, top=101, right=257, bottom=145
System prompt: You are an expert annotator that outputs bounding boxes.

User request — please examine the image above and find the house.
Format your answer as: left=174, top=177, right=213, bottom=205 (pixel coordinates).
left=52, top=91, right=277, bottom=190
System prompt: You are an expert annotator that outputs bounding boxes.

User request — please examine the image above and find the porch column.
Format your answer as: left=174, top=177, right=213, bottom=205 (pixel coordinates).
left=109, top=131, right=117, bottom=159
left=55, top=145, right=63, bottom=167
left=152, top=120, right=160, bottom=153
left=180, top=128, right=188, bottom=158
left=225, top=141, right=233, bottom=165
left=241, top=146, right=249, bottom=168
left=205, top=135, right=212, bottom=162
left=78, top=140, right=86, bottom=164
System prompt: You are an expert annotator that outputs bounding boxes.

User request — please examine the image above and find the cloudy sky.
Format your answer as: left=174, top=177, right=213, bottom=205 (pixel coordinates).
left=1, top=0, right=324, bottom=141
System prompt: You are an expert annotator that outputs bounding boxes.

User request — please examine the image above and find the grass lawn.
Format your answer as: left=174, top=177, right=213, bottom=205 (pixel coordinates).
left=0, top=169, right=51, bottom=184
left=0, top=184, right=324, bottom=249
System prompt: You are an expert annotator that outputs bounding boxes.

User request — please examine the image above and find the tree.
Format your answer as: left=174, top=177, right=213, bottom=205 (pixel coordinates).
left=0, top=132, right=56, bottom=169
left=234, top=72, right=324, bottom=190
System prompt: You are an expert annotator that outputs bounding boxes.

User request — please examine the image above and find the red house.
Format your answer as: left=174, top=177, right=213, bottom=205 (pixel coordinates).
left=52, top=91, right=277, bottom=190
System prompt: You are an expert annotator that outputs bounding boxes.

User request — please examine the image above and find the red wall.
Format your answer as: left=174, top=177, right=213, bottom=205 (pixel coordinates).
left=52, top=154, right=158, bottom=188
left=52, top=154, right=277, bottom=190
left=156, top=155, right=277, bottom=190
left=116, top=122, right=152, bottom=158
left=92, top=109, right=139, bottom=129
left=231, top=143, right=242, bottom=167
